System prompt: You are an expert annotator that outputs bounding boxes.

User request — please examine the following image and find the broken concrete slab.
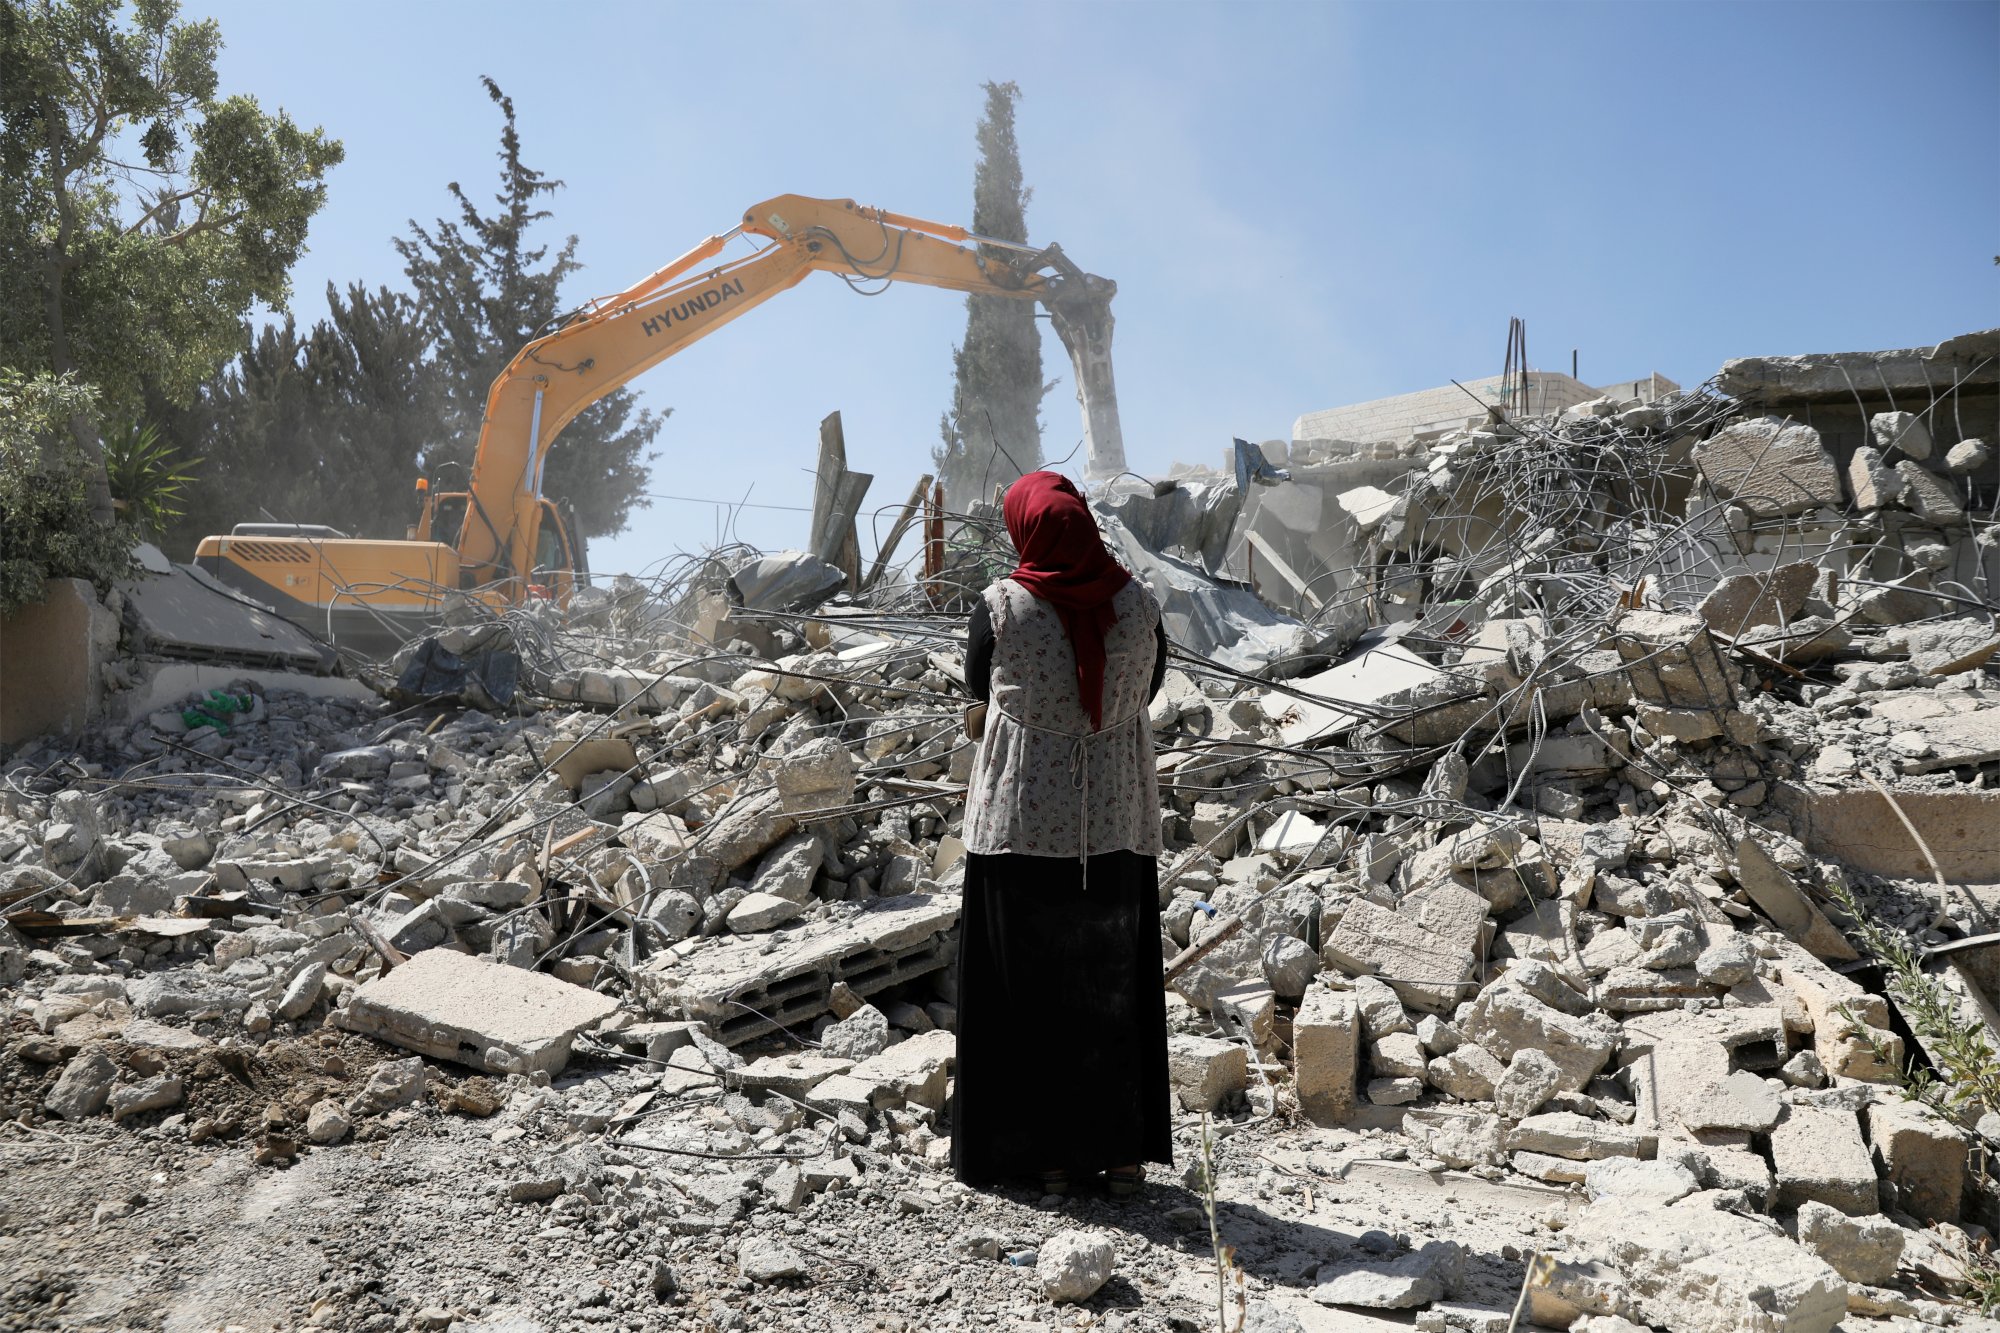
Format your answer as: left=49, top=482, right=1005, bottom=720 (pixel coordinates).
left=635, top=893, right=958, bottom=1046
left=1731, top=836, right=1856, bottom=963
left=337, top=948, right=618, bottom=1076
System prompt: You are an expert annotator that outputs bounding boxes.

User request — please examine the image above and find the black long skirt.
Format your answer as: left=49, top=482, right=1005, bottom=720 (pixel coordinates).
left=949, top=849, right=1175, bottom=1186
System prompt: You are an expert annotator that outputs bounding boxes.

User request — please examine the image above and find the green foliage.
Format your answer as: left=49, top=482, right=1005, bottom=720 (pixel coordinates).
left=0, top=0, right=343, bottom=410
left=1825, top=877, right=2000, bottom=1117
left=0, top=369, right=137, bottom=611
left=156, top=282, right=447, bottom=552
left=394, top=77, right=662, bottom=540
left=103, top=418, right=199, bottom=536
left=935, top=81, right=1048, bottom=506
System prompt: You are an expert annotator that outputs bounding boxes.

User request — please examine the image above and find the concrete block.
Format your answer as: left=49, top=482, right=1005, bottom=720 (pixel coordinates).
left=1769, top=1104, right=1878, bottom=1216
left=1505, top=1111, right=1655, bottom=1161
left=1323, top=896, right=1478, bottom=1014
left=1692, top=418, right=1842, bottom=518
left=1167, top=1033, right=1247, bottom=1113
left=1293, top=987, right=1359, bottom=1126
left=846, top=1030, right=955, bottom=1111
left=1428, top=1044, right=1505, bottom=1102
left=1865, top=1097, right=1966, bottom=1222
left=337, top=948, right=618, bottom=1076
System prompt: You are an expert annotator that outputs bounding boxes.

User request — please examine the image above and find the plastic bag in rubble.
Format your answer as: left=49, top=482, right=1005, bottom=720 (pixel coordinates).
left=181, top=688, right=260, bottom=733
left=386, top=625, right=519, bottom=711
left=726, top=551, right=846, bottom=613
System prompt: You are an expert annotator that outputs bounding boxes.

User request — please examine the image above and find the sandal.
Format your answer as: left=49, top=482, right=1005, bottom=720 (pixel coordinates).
left=1039, top=1169, right=1071, bottom=1196
left=1105, top=1166, right=1144, bottom=1199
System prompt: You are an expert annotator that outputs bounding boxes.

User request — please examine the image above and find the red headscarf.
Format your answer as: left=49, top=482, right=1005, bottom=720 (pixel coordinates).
left=1002, top=471, right=1132, bottom=730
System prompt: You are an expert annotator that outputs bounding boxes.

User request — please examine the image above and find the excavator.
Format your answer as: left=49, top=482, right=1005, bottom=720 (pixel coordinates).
left=193, top=195, right=1127, bottom=651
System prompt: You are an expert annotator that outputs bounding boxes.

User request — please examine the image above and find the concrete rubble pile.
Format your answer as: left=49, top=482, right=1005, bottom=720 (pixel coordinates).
left=3, top=327, right=1999, bottom=1332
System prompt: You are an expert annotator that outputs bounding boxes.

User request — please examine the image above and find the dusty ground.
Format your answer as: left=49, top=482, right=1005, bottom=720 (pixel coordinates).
left=1, top=1040, right=1570, bottom=1333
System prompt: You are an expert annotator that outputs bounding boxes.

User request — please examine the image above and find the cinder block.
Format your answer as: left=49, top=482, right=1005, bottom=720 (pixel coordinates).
left=1167, top=1033, right=1248, bottom=1113
left=1769, top=1104, right=1878, bottom=1216
left=1867, top=1097, right=1967, bottom=1222
left=1294, top=987, right=1359, bottom=1126
left=337, top=948, right=618, bottom=1076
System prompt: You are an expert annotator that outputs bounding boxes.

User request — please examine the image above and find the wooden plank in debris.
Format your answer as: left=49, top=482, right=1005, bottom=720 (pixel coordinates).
left=863, top=473, right=936, bottom=591
left=5, top=911, right=131, bottom=938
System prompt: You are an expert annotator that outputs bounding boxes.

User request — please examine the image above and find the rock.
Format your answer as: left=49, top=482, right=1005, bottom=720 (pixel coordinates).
left=1694, top=936, right=1757, bottom=987
left=1293, top=987, right=1360, bottom=1126
left=275, top=962, right=326, bottom=1020
left=350, top=1056, right=428, bottom=1114
left=1322, top=894, right=1480, bottom=1014
left=819, top=1004, right=890, bottom=1061
left=726, top=891, right=804, bottom=933
left=844, top=1030, right=955, bottom=1111
left=1846, top=445, right=1903, bottom=509
left=1945, top=436, right=1991, bottom=474
left=750, top=830, right=822, bottom=904
left=1681, top=1070, right=1781, bottom=1133
left=1794, top=1199, right=1902, bottom=1286
left=1693, top=418, right=1842, bottom=517
left=1370, top=1031, right=1428, bottom=1080
left=1870, top=409, right=1932, bottom=460
left=1427, top=1044, right=1505, bottom=1102
left=1505, top=1111, right=1655, bottom=1161
left=108, top=1074, right=183, bottom=1120
left=1895, top=460, right=1965, bottom=525
left=1696, top=562, right=1817, bottom=636
left=1780, top=1049, right=1826, bottom=1088
left=1564, top=1198, right=1845, bottom=1333
left=773, top=738, right=856, bottom=814
left=738, top=1236, right=807, bottom=1283
left=1493, top=1048, right=1562, bottom=1119
left=506, top=1177, right=565, bottom=1203
left=1415, top=1014, right=1459, bottom=1054
left=1459, top=985, right=1618, bottom=1093
left=305, top=1099, right=351, bottom=1144
left=1770, top=1103, right=1879, bottom=1215
left=1312, top=1240, right=1461, bottom=1309
left=1584, top=1157, right=1698, bottom=1205
left=1261, top=934, right=1319, bottom=999
left=1037, top=1229, right=1116, bottom=1303
left=1350, top=975, right=1412, bottom=1036
left=1866, top=1096, right=1966, bottom=1222
left=1367, top=1077, right=1423, bottom=1106
left=45, top=1045, right=116, bottom=1120
left=1167, top=1033, right=1247, bottom=1113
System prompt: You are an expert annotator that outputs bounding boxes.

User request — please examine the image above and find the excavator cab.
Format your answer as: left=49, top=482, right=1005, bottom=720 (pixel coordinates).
left=528, top=498, right=586, bottom=601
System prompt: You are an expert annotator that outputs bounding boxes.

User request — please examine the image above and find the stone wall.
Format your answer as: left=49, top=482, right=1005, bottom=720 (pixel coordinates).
left=0, top=578, right=119, bottom=746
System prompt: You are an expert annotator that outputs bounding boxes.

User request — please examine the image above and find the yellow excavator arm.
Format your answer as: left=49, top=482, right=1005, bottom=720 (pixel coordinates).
left=456, top=195, right=1125, bottom=584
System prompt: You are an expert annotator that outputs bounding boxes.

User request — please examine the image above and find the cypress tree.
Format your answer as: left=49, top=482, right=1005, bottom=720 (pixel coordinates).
left=934, top=81, right=1045, bottom=506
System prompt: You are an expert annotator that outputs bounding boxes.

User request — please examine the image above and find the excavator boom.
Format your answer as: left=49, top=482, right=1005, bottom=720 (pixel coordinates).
left=456, top=196, right=1126, bottom=583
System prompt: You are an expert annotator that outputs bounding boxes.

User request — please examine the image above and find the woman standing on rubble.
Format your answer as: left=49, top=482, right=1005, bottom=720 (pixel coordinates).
left=952, top=470, right=1173, bottom=1198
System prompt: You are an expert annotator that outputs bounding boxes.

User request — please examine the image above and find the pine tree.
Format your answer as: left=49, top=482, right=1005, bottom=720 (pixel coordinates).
left=934, top=81, right=1045, bottom=506
left=156, top=282, right=446, bottom=553
left=395, top=78, right=662, bottom=539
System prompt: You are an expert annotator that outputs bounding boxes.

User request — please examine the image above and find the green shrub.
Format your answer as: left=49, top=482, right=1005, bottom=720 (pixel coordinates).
left=0, top=371, right=140, bottom=614
left=104, top=419, right=202, bottom=538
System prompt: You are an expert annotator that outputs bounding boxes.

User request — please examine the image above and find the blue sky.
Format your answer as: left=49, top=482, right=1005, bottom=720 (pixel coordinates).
left=195, top=0, right=1999, bottom=576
